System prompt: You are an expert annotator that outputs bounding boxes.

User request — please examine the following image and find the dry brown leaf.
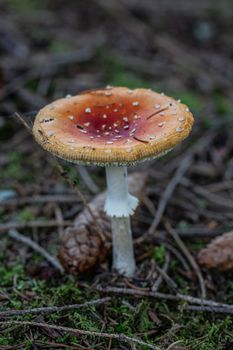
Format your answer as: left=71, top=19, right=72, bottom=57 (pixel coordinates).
left=58, top=172, right=147, bottom=275
left=197, top=231, right=233, bottom=271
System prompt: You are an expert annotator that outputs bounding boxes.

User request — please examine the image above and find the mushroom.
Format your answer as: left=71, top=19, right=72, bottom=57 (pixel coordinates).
left=32, top=86, right=194, bottom=276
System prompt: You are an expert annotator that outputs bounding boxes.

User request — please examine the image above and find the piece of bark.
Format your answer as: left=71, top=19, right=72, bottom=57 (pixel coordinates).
left=58, top=172, right=147, bottom=275
left=197, top=231, right=233, bottom=271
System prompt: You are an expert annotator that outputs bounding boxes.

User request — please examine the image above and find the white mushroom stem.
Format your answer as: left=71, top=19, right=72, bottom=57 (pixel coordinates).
left=105, top=166, right=138, bottom=217
left=104, top=166, right=138, bottom=276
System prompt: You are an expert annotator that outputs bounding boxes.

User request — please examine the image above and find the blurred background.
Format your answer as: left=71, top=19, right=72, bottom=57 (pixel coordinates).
left=0, top=1, right=233, bottom=348
left=0, top=0, right=233, bottom=115
left=0, top=0, right=232, bottom=225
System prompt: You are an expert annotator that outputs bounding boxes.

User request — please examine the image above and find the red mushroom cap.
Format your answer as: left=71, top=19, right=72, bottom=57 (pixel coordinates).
left=33, top=87, right=194, bottom=166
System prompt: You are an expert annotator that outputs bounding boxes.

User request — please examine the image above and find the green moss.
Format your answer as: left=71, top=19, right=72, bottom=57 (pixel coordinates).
left=6, top=0, right=47, bottom=13
left=172, top=91, right=204, bottom=114
left=99, top=53, right=157, bottom=90
left=0, top=208, right=6, bottom=220
left=16, top=208, right=35, bottom=222
left=0, top=336, right=12, bottom=346
left=176, top=315, right=233, bottom=350
left=0, top=259, right=232, bottom=350
left=136, top=303, right=154, bottom=332
left=178, top=220, right=191, bottom=230
left=190, top=241, right=206, bottom=252
left=151, top=245, right=166, bottom=264
left=49, top=40, right=72, bottom=53
left=109, top=71, right=155, bottom=90
left=73, top=312, right=100, bottom=332
left=49, top=283, right=82, bottom=305
left=3, top=162, right=23, bottom=180
left=2, top=151, right=35, bottom=182
left=61, top=164, right=81, bottom=185
left=0, top=263, right=24, bottom=286
left=213, top=94, right=232, bottom=115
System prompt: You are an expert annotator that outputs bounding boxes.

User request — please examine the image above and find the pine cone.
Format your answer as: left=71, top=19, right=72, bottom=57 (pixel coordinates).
left=197, top=231, right=233, bottom=271
left=58, top=172, right=147, bottom=275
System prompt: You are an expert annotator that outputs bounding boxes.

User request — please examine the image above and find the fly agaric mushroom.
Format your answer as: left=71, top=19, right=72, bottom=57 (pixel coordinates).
left=32, top=86, right=194, bottom=276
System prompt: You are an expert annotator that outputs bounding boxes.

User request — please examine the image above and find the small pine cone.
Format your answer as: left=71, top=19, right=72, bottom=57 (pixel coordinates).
left=58, top=172, right=147, bottom=275
left=198, top=231, right=233, bottom=271
left=59, top=193, right=112, bottom=274
left=59, top=226, right=109, bottom=275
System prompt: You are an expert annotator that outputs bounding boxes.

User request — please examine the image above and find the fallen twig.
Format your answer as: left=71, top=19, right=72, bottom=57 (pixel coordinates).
left=152, top=252, right=171, bottom=292
left=34, top=340, right=82, bottom=350
left=160, top=242, right=191, bottom=272
left=56, top=162, right=105, bottom=242
left=54, top=205, right=64, bottom=239
left=14, top=112, right=32, bottom=133
left=154, top=257, right=179, bottom=293
left=147, top=153, right=192, bottom=235
left=77, top=165, right=100, bottom=194
left=0, top=297, right=111, bottom=318
left=183, top=179, right=233, bottom=211
left=146, top=134, right=214, bottom=236
left=96, top=286, right=233, bottom=310
left=183, top=305, right=233, bottom=315
left=0, top=320, right=161, bottom=350
left=0, top=220, right=72, bottom=233
left=0, top=194, right=81, bottom=207
left=165, top=221, right=206, bottom=299
left=8, top=229, right=64, bottom=273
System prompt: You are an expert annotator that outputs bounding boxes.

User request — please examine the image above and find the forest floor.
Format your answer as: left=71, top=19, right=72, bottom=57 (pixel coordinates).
left=0, top=1, right=233, bottom=349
